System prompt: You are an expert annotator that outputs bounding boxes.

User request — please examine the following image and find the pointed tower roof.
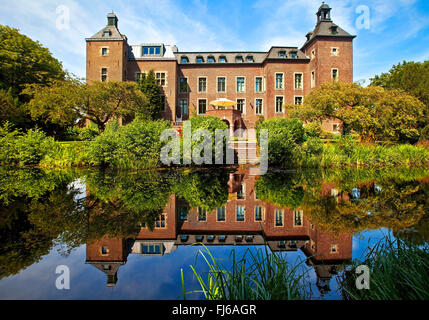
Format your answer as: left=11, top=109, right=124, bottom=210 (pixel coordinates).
left=86, top=12, right=127, bottom=41
left=301, top=3, right=355, bottom=50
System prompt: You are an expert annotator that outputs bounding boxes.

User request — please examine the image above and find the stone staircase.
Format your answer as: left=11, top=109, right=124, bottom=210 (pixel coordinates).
left=229, top=140, right=260, bottom=165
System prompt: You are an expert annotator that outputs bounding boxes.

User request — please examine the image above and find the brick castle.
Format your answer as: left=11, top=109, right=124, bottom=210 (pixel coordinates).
left=86, top=2, right=355, bottom=133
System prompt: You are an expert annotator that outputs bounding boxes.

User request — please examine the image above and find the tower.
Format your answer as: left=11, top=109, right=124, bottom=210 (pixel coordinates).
left=85, top=12, right=128, bottom=83
left=301, top=2, right=356, bottom=88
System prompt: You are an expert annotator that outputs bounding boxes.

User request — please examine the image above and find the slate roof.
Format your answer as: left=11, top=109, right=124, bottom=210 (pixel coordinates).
left=86, top=24, right=127, bottom=41
left=301, top=20, right=355, bottom=50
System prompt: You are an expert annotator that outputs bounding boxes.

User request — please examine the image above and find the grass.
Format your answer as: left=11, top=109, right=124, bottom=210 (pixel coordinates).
left=339, top=236, right=429, bottom=300
left=181, top=244, right=310, bottom=300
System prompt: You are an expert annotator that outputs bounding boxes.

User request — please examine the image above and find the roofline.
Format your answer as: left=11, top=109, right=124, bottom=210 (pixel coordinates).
left=86, top=38, right=127, bottom=42
left=300, top=34, right=356, bottom=51
left=176, top=51, right=268, bottom=54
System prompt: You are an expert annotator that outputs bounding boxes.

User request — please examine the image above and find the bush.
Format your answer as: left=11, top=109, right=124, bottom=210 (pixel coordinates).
left=15, top=128, right=57, bottom=165
left=302, top=137, right=324, bottom=156
left=335, top=135, right=358, bottom=157
left=304, top=121, right=322, bottom=138
left=64, top=122, right=99, bottom=141
left=256, top=118, right=305, bottom=166
left=0, top=121, right=20, bottom=164
left=87, top=121, right=120, bottom=166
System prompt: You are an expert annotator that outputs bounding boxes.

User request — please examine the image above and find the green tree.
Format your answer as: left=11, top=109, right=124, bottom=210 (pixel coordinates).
left=24, top=79, right=148, bottom=132
left=137, top=70, right=163, bottom=119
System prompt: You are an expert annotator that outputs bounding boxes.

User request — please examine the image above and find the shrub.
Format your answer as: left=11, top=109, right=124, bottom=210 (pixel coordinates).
left=87, top=120, right=121, bottom=166
left=335, top=135, right=358, bottom=157
left=0, top=121, right=20, bottom=164
left=15, top=128, right=57, bottom=165
left=304, top=121, right=322, bottom=138
left=302, top=137, right=324, bottom=156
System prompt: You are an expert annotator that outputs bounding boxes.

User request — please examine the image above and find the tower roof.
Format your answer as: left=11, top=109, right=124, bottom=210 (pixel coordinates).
left=86, top=12, right=127, bottom=41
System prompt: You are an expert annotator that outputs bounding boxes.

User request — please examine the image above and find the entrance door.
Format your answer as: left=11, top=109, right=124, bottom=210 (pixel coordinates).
left=177, top=99, right=188, bottom=122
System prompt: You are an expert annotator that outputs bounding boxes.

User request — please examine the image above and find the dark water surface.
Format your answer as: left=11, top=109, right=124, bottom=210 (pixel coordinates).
left=0, top=166, right=427, bottom=299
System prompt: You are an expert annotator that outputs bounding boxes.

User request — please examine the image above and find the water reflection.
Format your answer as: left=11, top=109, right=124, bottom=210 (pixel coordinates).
left=0, top=166, right=428, bottom=298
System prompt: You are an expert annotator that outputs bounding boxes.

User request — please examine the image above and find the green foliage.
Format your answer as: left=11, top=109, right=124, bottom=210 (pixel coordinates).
left=182, top=245, right=310, bottom=300
left=87, top=118, right=171, bottom=169
left=304, top=121, right=322, bottom=138
left=340, top=237, right=429, bottom=300
left=137, top=70, right=163, bottom=120
left=24, top=79, right=148, bottom=132
left=65, top=122, right=99, bottom=141
left=302, top=137, right=324, bottom=157
left=256, top=118, right=305, bottom=167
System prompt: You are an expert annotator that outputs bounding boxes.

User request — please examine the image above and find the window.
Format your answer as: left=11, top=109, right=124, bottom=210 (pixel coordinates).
left=279, top=51, right=286, bottom=58
left=101, top=246, right=108, bottom=255
left=275, top=209, right=283, bottom=227
left=217, top=77, right=226, bottom=92
left=235, top=56, right=244, bottom=63
left=198, top=207, right=207, bottom=221
left=102, top=264, right=111, bottom=270
left=179, top=78, right=188, bottom=93
left=293, top=210, right=303, bottom=227
left=208, top=56, right=215, bottom=63
left=142, top=243, right=162, bottom=255
left=179, top=99, right=188, bottom=116
left=255, top=99, right=263, bottom=115
left=135, top=72, right=145, bottom=82
left=103, top=30, right=111, bottom=37
left=311, top=71, right=315, bottom=88
left=155, top=214, right=166, bottom=228
left=275, top=96, right=284, bottom=113
left=311, top=49, right=315, bottom=59
left=156, top=72, right=166, bottom=86
left=217, top=207, right=226, bottom=221
left=331, top=47, right=338, bottom=56
left=236, top=206, right=245, bottom=221
left=196, top=56, right=204, bottom=63
left=294, top=73, right=303, bottom=89
left=101, top=68, right=107, bottom=82
left=246, top=56, right=254, bottom=63
left=331, top=244, right=338, bottom=253
left=255, top=206, right=263, bottom=221
left=101, top=47, right=108, bottom=56
left=198, top=99, right=207, bottom=115
left=179, top=206, right=188, bottom=221
left=332, top=69, right=339, bottom=81
left=333, top=124, right=339, bottom=132
left=237, top=99, right=245, bottom=114
left=198, top=77, right=207, bottom=93
left=143, top=46, right=161, bottom=56
left=237, top=183, right=245, bottom=200
left=219, top=56, right=227, bottom=63
left=275, top=73, right=284, bottom=89
left=255, top=77, right=263, bottom=92
left=181, top=56, right=189, bottom=64
left=294, top=96, right=303, bottom=105
left=160, top=95, right=166, bottom=111
left=290, top=51, right=297, bottom=59
left=236, top=77, right=245, bottom=92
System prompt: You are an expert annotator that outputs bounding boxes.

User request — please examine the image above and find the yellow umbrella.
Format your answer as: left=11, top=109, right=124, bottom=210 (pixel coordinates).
left=209, top=98, right=236, bottom=108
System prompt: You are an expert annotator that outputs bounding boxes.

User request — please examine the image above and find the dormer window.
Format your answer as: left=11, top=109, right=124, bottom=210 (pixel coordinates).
left=290, top=51, right=297, bottom=59
left=330, top=26, right=338, bottom=34
left=181, top=56, right=189, bottom=64
left=143, top=46, right=161, bottom=56
left=246, top=56, right=254, bottom=63
left=219, top=56, right=227, bottom=63
left=279, top=51, right=286, bottom=58
left=235, top=56, right=244, bottom=63
left=196, top=56, right=204, bottom=63
left=208, top=56, right=215, bottom=63
left=103, top=30, right=111, bottom=37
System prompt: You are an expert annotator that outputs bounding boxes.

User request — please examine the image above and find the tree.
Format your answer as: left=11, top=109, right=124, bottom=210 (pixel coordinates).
left=289, top=81, right=426, bottom=143
left=24, top=79, right=148, bottom=132
left=137, top=70, right=163, bottom=119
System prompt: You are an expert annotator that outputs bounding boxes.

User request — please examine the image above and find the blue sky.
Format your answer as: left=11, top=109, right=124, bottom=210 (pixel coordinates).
left=1, top=0, right=428, bottom=83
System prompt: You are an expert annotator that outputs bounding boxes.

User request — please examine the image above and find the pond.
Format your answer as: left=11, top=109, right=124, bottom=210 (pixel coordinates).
left=0, top=166, right=427, bottom=299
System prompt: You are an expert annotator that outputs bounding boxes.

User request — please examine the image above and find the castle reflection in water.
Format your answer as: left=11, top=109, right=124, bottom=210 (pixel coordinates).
left=86, top=168, right=352, bottom=294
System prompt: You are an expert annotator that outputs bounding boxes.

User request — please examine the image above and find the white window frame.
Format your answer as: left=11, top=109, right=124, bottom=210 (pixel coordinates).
left=179, top=77, right=189, bottom=93
left=275, top=72, right=284, bottom=90
left=101, top=67, right=108, bottom=82
left=216, top=207, right=226, bottom=222
left=293, top=210, right=303, bottom=227
left=311, top=70, right=316, bottom=88
left=179, top=98, right=189, bottom=116
left=197, top=76, right=207, bottom=93
left=236, top=205, right=246, bottom=222
left=101, top=47, right=109, bottom=56
left=255, top=98, right=264, bottom=115
left=331, top=47, right=339, bottom=56
left=255, top=76, right=263, bottom=93
left=332, top=68, right=339, bottom=81
left=155, top=71, right=168, bottom=87
left=274, top=209, right=284, bottom=227
left=254, top=206, right=264, bottom=222
left=236, top=76, right=246, bottom=93
left=311, top=49, right=316, bottom=60
left=275, top=95, right=284, bottom=114
left=236, top=98, right=246, bottom=114
left=294, top=72, right=304, bottom=90
left=216, top=76, right=227, bottom=93
left=294, top=96, right=304, bottom=105
left=197, top=98, right=207, bottom=115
